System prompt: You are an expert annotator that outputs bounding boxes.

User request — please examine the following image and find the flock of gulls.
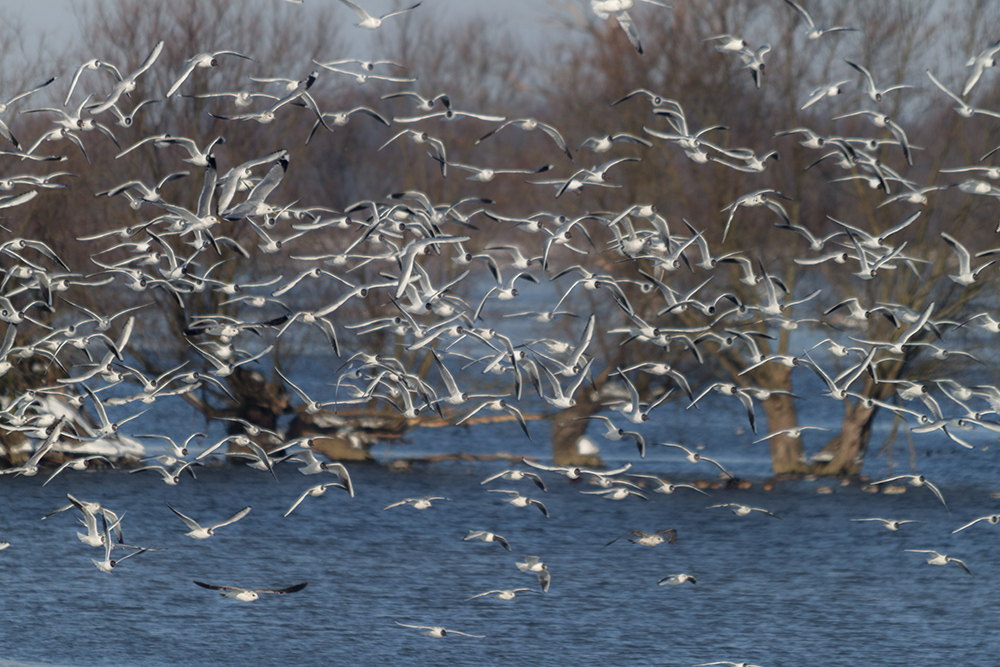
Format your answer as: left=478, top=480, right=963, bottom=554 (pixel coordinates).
left=0, top=0, right=999, bottom=660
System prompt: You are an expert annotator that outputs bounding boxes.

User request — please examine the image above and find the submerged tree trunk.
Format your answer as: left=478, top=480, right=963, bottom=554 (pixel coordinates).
left=761, top=392, right=808, bottom=475
left=811, top=401, right=878, bottom=476
left=551, top=386, right=603, bottom=467
left=745, top=364, right=807, bottom=475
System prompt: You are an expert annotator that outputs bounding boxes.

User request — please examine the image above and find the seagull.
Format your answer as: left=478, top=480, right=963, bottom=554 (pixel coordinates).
left=783, top=0, right=857, bottom=39
left=800, top=80, right=850, bottom=110
left=42, top=455, right=114, bottom=486
left=394, top=622, right=484, bottom=638
left=88, top=40, right=164, bottom=115
left=382, top=496, right=450, bottom=510
left=481, top=468, right=547, bottom=491
left=193, top=581, right=308, bottom=601
left=92, top=517, right=149, bottom=573
left=284, top=483, right=352, bottom=517
left=904, top=550, right=972, bottom=576
left=951, top=513, right=1000, bottom=534
left=337, top=0, right=422, bottom=29
left=940, top=231, right=995, bottom=286
left=707, top=503, right=781, bottom=519
left=851, top=518, right=920, bottom=531
left=465, top=587, right=540, bottom=601
left=165, top=50, right=254, bottom=97
left=753, top=426, right=828, bottom=443
left=604, top=528, right=677, bottom=547
left=487, top=489, right=549, bottom=517
left=657, top=442, right=735, bottom=478
left=844, top=59, right=912, bottom=103
left=521, top=458, right=632, bottom=481
left=626, top=474, right=709, bottom=495
left=962, top=37, right=1000, bottom=96
left=0, top=77, right=57, bottom=148
left=658, top=573, right=696, bottom=585
left=590, top=0, right=670, bottom=55
left=926, top=69, right=1000, bottom=119
left=464, top=530, right=511, bottom=550
left=869, top=474, right=948, bottom=510
left=577, top=415, right=647, bottom=458
left=165, top=503, right=251, bottom=539
left=476, top=118, right=573, bottom=160
left=516, top=556, right=551, bottom=592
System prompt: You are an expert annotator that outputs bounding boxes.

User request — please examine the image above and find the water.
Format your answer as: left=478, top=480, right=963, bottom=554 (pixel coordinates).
left=2, top=405, right=998, bottom=667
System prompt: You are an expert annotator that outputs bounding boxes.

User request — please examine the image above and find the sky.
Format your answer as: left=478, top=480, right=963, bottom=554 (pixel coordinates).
left=1, top=0, right=565, bottom=50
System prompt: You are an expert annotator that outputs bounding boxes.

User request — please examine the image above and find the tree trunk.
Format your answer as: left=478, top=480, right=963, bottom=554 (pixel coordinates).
left=810, top=401, right=878, bottom=476
left=761, top=391, right=808, bottom=475
left=551, top=387, right=603, bottom=467
left=744, top=364, right=807, bottom=475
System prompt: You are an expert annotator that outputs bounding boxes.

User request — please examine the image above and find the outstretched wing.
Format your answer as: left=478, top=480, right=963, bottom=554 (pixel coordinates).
left=257, top=582, right=309, bottom=594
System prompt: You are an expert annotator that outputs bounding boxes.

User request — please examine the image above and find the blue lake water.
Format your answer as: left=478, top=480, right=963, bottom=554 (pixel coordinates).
left=2, top=391, right=998, bottom=667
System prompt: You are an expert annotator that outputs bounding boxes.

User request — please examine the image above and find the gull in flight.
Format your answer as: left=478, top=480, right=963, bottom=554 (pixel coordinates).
left=487, top=489, right=549, bottom=517
left=92, top=517, right=149, bottom=573
left=657, top=442, right=735, bottom=478
left=626, top=474, right=709, bottom=495
left=284, top=482, right=352, bottom=517
left=516, top=556, right=551, bottom=592
left=194, top=581, right=308, bottom=601
left=165, top=503, right=251, bottom=539
left=395, top=622, right=484, bottom=638
left=590, top=0, right=670, bottom=55
left=870, top=474, right=948, bottom=511
left=88, top=40, right=164, bottom=114
left=464, top=530, right=511, bottom=551
left=604, top=528, right=677, bottom=547
left=166, top=50, right=254, bottom=97
left=707, top=503, right=781, bottom=519
left=904, top=550, right=972, bottom=576
left=844, top=59, right=912, bottom=103
left=783, top=0, right=857, bottom=39
left=480, top=468, right=546, bottom=491
left=951, top=513, right=1000, bottom=533
left=383, top=496, right=450, bottom=510
left=851, top=518, right=919, bottom=531
left=465, top=587, right=540, bottom=601
left=337, top=0, right=421, bottom=29
left=658, top=573, right=696, bottom=585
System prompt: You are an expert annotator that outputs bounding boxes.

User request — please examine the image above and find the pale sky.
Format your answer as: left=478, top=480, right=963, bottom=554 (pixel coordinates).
left=2, top=0, right=565, bottom=49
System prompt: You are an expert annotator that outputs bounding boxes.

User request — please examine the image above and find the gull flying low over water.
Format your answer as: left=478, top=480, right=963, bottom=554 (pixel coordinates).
left=707, top=503, right=781, bottom=519
left=951, top=513, right=1000, bottom=533
left=487, top=489, right=549, bottom=517
left=194, top=580, right=308, bottom=601
left=480, top=468, right=547, bottom=491
left=850, top=518, right=920, bottom=531
left=516, top=556, right=551, bottom=592
left=656, top=442, right=735, bottom=478
left=284, top=482, right=352, bottom=517
left=658, top=573, right=696, bottom=585
left=465, top=587, right=540, bottom=601
left=604, top=528, right=677, bottom=547
left=870, top=474, right=948, bottom=511
left=165, top=503, right=250, bottom=539
left=395, top=622, right=484, bottom=638
left=904, top=550, right=972, bottom=576
left=464, top=530, right=511, bottom=550
left=383, top=496, right=450, bottom=510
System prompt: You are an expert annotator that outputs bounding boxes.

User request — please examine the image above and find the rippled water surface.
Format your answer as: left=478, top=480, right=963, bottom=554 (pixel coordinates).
left=2, top=398, right=999, bottom=667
